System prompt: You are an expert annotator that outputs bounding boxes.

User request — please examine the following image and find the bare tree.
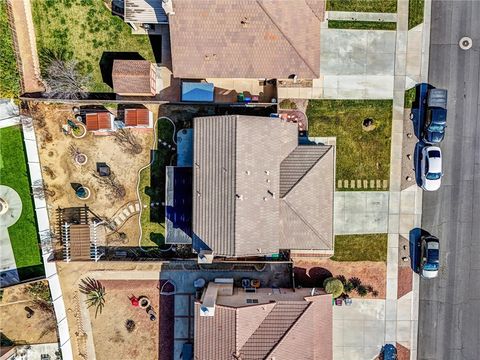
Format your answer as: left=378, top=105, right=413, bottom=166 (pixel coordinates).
left=43, top=59, right=90, bottom=100
left=31, top=179, right=55, bottom=200
left=92, top=171, right=126, bottom=199
left=113, top=129, right=143, bottom=154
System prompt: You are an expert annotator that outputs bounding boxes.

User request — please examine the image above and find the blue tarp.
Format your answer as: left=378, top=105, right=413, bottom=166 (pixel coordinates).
left=181, top=82, right=214, bottom=102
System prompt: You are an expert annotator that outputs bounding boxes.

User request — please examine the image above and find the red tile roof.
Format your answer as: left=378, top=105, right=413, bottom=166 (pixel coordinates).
left=125, top=108, right=150, bottom=127
left=169, top=0, right=324, bottom=79
left=112, top=60, right=156, bottom=95
left=85, top=113, right=112, bottom=131
left=194, top=294, right=332, bottom=360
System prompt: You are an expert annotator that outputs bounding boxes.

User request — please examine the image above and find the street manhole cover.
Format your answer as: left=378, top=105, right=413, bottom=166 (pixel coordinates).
left=459, top=37, right=472, bottom=50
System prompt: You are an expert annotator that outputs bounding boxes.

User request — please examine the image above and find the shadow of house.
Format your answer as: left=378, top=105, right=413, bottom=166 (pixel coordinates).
left=294, top=267, right=332, bottom=288
left=99, top=52, right=145, bottom=89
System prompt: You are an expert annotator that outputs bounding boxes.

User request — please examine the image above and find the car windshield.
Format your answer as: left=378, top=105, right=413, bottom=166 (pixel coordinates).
left=429, top=150, right=441, bottom=158
left=429, top=124, right=444, bottom=132
left=424, top=262, right=439, bottom=271
left=426, top=172, right=442, bottom=180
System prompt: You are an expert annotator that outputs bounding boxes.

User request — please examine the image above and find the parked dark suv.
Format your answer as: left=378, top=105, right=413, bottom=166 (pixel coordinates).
left=422, top=88, right=448, bottom=143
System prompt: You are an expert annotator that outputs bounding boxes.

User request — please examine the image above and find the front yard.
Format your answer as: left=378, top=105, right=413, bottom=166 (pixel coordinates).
left=331, top=234, right=388, bottom=262
left=31, top=0, right=155, bottom=92
left=0, top=127, right=43, bottom=279
left=307, top=100, right=393, bottom=188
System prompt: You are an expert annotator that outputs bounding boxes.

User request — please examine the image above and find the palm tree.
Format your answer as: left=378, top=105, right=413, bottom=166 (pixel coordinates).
left=79, top=277, right=106, bottom=318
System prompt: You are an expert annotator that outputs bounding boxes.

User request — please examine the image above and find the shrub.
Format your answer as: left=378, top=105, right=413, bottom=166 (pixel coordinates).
left=344, top=281, right=354, bottom=293
left=336, top=275, right=347, bottom=285
left=348, top=277, right=362, bottom=289
left=323, top=277, right=344, bottom=298
left=356, top=285, right=368, bottom=297
left=279, top=99, right=298, bottom=110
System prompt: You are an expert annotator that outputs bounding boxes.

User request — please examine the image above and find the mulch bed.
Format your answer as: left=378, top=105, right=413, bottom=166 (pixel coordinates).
left=396, top=342, right=410, bottom=360
left=398, top=236, right=413, bottom=299
left=293, top=258, right=386, bottom=299
left=158, top=280, right=174, bottom=360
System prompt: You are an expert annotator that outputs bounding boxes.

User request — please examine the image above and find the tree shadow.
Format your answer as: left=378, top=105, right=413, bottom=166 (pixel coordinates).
left=294, top=267, right=332, bottom=288
left=99, top=52, right=145, bottom=88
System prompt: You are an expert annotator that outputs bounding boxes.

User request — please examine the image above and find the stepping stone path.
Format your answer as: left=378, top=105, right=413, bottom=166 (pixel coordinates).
left=111, top=202, right=141, bottom=230
left=337, top=179, right=389, bottom=190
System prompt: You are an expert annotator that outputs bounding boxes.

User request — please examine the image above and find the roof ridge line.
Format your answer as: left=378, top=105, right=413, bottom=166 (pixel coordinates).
left=281, top=145, right=331, bottom=198
left=256, top=0, right=319, bottom=78
left=264, top=302, right=313, bottom=359
left=282, top=197, right=330, bottom=248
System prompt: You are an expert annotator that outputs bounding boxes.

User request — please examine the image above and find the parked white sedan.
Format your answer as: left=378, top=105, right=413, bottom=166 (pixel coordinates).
left=421, top=146, right=443, bottom=191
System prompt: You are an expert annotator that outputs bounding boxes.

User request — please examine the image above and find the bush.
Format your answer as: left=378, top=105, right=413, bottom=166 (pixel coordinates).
left=344, top=281, right=354, bottom=293
left=356, top=284, right=368, bottom=297
left=348, top=277, right=362, bottom=289
left=323, top=277, right=344, bottom=298
left=279, top=99, right=298, bottom=110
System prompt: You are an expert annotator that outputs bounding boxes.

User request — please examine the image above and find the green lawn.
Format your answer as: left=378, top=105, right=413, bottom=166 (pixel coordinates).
left=307, top=100, right=392, bottom=188
left=331, top=234, right=388, bottom=262
left=139, top=120, right=175, bottom=247
left=31, top=0, right=155, bottom=92
left=328, top=20, right=396, bottom=30
left=327, top=0, right=397, bottom=13
left=409, top=0, right=425, bottom=29
left=0, top=127, right=43, bottom=279
left=404, top=86, right=417, bottom=109
left=0, top=1, right=21, bottom=98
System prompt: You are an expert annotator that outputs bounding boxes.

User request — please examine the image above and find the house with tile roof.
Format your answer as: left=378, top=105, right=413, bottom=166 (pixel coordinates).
left=192, top=115, right=334, bottom=259
left=123, top=0, right=324, bottom=80
left=194, top=280, right=333, bottom=360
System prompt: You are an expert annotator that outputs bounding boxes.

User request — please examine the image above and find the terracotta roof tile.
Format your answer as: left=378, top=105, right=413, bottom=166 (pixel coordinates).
left=125, top=108, right=150, bottom=126
left=169, top=0, right=324, bottom=79
left=85, top=113, right=112, bottom=131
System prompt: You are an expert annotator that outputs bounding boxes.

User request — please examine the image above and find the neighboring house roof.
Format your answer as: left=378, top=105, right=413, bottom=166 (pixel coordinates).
left=85, top=113, right=112, bottom=131
left=168, top=0, right=324, bottom=79
left=194, top=295, right=332, bottom=360
left=192, top=115, right=334, bottom=257
left=124, top=108, right=150, bottom=126
left=112, top=60, right=155, bottom=95
left=124, top=0, right=168, bottom=23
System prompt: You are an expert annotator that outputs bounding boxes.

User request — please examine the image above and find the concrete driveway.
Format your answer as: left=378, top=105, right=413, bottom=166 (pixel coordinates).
left=335, top=191, right=389, bottom=235
left=334, top=299, right=386, bottom=360
left=320, top=29, right=396, bottom=99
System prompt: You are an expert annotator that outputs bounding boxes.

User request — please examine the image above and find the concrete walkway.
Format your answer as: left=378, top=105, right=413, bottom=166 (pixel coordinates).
left=22, top=120, right=73, bottom=360
left=327, top=11, right=397, bottom=22
left=334, top=192, right=389, bottom=235
left=6, top=0, right=44, bottom=93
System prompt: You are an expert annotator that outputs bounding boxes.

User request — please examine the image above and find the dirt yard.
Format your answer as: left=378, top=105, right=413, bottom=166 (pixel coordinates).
left=0, top=280, right=57, bottom=344
left=89, top=280, right=160, bottom=360
left=293, top=258, right=386, bottom=299
left=56, top=261, right=164, bottom=360
left=31, top=103, right=157, bottom=246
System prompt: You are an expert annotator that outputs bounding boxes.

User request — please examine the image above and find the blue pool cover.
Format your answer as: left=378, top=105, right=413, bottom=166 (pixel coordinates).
left=181, top=82, right=214, bottom=102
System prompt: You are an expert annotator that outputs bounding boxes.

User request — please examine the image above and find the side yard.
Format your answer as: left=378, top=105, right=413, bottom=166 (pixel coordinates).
left=0, top=127, right=43, bottom=280
left=307, top=100, right=393, bottom=189
left=0, top=1, right=21, bottom=98
left=31, top=0, right=155, bottom=92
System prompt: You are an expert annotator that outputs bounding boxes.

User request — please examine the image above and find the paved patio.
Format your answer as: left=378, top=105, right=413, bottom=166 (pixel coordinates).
left=334, top=191, right=389, bottom=235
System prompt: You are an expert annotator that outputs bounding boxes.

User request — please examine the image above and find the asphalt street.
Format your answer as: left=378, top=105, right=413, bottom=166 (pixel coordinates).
left=418, top=1, right=480, bottom=359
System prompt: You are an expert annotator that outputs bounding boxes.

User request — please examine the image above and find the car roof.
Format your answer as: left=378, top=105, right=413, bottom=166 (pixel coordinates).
left=426, top=148, right=442, bottom=173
